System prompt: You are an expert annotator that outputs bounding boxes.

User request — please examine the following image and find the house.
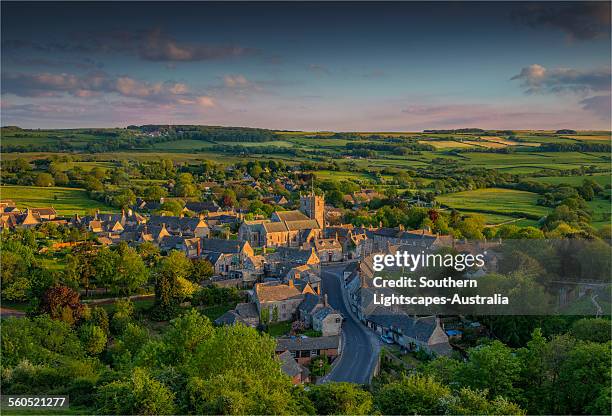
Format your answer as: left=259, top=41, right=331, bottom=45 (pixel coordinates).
left=30, top=207, right=57, bottom=220
left=266, top=246, right=321, bottom=278
left=298, top=293, right=323, bottom=327
left=365, top=226, right=452, bottom=254
left=253, top=281, right=306, bottom=322
left=278, top=350, right=310, bottom=385
left=213, top=302, right=259, bottom=327
left=148, top=215, right=209, bottom=238
left=183, top=200, right=222, bottom=214
left=201, top=238, right=254, bottom=277
left=365, top=306, right=452, bottom=356
left=285, top=265, right=321, bottom=294
left=275, top=335, right=341, bottom=366
left=312, top=304, right=343, bottom=336
left=313, top=238, right=343, bottom=262
left=16, top=209, right=40, bottom=228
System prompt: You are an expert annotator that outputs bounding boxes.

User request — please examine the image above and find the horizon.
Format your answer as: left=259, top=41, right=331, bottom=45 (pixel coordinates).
left=1, top=1, right=611, bottom=130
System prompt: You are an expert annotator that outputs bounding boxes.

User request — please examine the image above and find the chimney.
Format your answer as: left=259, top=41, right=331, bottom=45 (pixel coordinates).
left=197, top=238, right=201, bottom=257
left=289, top=279, right=295, bottom=288
left=324, top=293, right=328, bottom=307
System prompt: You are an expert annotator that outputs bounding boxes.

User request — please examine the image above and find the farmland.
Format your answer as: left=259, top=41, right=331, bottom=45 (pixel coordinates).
left=437, top=188, right=551, bottom=220
left=0, top=185, right=115, bottom=215
left=1, top=126, right=610, bottom=229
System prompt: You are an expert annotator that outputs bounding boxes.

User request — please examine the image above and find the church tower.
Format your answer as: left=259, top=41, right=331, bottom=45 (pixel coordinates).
left=300, top=192, right=325, bottom=229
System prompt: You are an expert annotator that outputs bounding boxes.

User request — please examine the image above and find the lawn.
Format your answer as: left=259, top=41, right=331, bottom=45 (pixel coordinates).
left=0, top=185, right=115, bottom=215
left=437, top=188, right=550, bottom=220
left=267, top=321, right=292, bottom=337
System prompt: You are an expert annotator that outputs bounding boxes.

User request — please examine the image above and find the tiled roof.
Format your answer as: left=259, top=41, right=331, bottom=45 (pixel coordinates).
left=285, top=219, right=320, bottom=231
left=256, top=283, right=301, bottom=302
left=273, top=210, right=310, bottom=222
left=263, top=222, right=289, bottom=233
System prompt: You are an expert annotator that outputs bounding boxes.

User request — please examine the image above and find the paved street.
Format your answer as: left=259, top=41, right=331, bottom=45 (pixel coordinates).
left=321, top=264, right=380, bottom=384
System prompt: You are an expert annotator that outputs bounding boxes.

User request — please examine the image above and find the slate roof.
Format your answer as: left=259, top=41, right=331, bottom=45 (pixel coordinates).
left=278, top=350, right=302, bottom=378
left=184, top=201, right=221, bottom=213
left=159, top=235, right=186, bottom=250
left=201, top=238, right=246, bottom=254
left=275, top=335, right=340, bottom=352
left=235, top=302, right=259, bottom=319
left=276, top=247, right=318, bottom=263
left=312, top=306, right=339, bottom=321
left=148, top=215, right=206, bottom=231
left=366, top=306, right=439, bottom=343
left=214, top=310, right=247, bottom=326
left=298, top=294, right=321, bottom=314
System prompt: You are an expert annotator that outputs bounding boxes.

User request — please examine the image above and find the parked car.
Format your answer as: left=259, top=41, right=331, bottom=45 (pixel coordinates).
left=381, top=334, right=394, bottom=344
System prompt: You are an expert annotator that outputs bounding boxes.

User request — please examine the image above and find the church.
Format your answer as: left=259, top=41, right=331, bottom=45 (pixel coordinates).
left=238, top=193, right=325, bottom=248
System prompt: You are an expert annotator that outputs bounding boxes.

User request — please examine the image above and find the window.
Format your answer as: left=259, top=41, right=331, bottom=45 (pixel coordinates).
left=310, top=350, right=318, bottom=356
left=335, top=318, right=341, bottom=323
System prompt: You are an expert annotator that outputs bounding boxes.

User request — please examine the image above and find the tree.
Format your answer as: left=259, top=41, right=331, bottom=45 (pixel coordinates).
left=461, top=341, right=521, bottom=400
left=184, top=324, right=302, bottom=415
left=97, top=367, right=176, bottom=415
left=144, top=184, right=167, bottom=201
left=557, top=341, right=611, bottom=414
left=446, top=388, right=525, bottom=415
left=113, top=244, right=148, bottom=296
left=570, top=318, right=611, bottom=343
left=307, top=382, right=373, bottom=415
left=0, top=240, right=36, bottom=301
left=35, top=172, right=55, bottom=187
left=190, top=258, right=214, bottom=283
left=374, top=375, right=450, bottom=415
left=153, top=251, right=192, bottom=318
left=79, top=323, right=107, bottom=355
left=39, top=285, right=85, bottom=325
left=53, top=171, right=70, bottom=186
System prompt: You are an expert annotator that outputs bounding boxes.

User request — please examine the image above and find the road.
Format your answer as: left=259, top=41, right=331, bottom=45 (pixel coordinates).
left=320, top=264, right=380, bottom=385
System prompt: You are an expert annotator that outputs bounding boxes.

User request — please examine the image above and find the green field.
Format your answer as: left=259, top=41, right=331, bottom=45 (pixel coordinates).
left=0, top=185, right=115, bottom=215
left=437, top=188, right=550, bottom=220
left=528, top=174, right=612, bottom=187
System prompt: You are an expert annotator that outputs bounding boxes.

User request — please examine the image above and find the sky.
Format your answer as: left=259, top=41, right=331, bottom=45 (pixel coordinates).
left=1, top=1, right=610, bottom=131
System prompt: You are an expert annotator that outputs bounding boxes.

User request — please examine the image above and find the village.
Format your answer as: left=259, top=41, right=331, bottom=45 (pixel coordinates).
left=0, top=185, right=501, bottom=385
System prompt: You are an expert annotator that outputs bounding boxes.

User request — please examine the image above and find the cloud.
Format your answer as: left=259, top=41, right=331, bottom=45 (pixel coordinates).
left=511, top=64, right=611, bottom=95
left=1, top=71, right=214, bottom=107
left=223, top=74, right=250, bottom=88
left=2, top=28, right=256, bottom=63
left=579, top=95, right=611, bottom=121
left=138, top=29, right=256, bottom=62
left=514, top=2, right=611, bottom=41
